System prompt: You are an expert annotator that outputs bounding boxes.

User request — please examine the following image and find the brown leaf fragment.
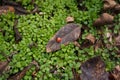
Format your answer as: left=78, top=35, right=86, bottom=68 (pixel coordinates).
left=0, top=6, right=15, bottom=15
left=103, top=0, right=120, bottom=13
left=80, top=40, right=93, bottom=49
left=13, top=19, right=22, bottom=43
left=74, top=41, right=81, bottom=48
left=66, top=16, right=74, bottom=23
left=103, top=0, right=117, bottom=10
left=109, top=65, right=120, bottom=80
left=114, top=4, right=120, bottom=11
left=0, top=61, right=9, bottom=75
left=106, top=32, right=113, bottom=42
left=115, top=33, right=120, bottom=48
left=86, top=34, right=96, bottom=44
left=80, top=56, right=109, bottom=80
left=46, top=23, right=81, bottom=53
left=93, top=13, right=114, bottom=27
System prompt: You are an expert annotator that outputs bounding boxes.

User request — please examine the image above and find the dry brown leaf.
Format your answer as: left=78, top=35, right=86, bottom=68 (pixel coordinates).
left=86, top=34, right=96, bottom=44
left=103, top=0, right=117, bottom=10
left=0, top=61, right=9, bottom=75
left=115, top=33, right=120, bottom=48
left=103, top=0, right=120, bottom=13
left=73, top=41, right=81, bottom=48
left=115, top=4, right=120, bottom=11
left=109, top=65, right=120, bottom=80
left=66, top=16, right=74, bottom=23
left=94, top=40, right=102, bottom=51
left=93, top=13, right=114, bottom=27
left=106, top=32, right=112, bottom=42
left=0, top=6, right=15, bottom=15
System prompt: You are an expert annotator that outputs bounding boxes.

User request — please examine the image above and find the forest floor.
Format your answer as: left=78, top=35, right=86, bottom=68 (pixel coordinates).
left=0, top=0, right=120, bottom=80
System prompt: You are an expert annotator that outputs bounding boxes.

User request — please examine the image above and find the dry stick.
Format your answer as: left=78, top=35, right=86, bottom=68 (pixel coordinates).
left=2, top=0, right=39, bottom=14
left=8, top=60, right=39, bottom=80
left=0, top=51, right=18, bottom=75
left=13, top=19, right=22, bottom=43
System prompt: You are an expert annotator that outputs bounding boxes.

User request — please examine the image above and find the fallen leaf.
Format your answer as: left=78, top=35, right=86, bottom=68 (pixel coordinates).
left=103, top=0, right=120, bottom=13
left=80, top=56, right=109, bottom=80
left=46, top=23, right=81, bottom=53
left=114, top=4, right=120, bottom=11
left=73, top=41, right=81, bottom=48
left=109, top=65, right=120, bottom=80
left=103, top=0, right=117, bottom=10
left=93, top=13, right=114, bottom=27
left=115, top=33, right=120, bottom=48
left=106, top=32, right=113, bottom=42
left=66, top=16, right=74, bottom=23
left=86, top=34, right=96, bottom=44
left=0, top=6, right=15, bottom=15
left=0, top=61, right=9, bottom=75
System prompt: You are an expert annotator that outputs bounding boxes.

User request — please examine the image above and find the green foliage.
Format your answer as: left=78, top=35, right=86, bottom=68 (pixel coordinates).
left=0, top=0, right=120, bottom=80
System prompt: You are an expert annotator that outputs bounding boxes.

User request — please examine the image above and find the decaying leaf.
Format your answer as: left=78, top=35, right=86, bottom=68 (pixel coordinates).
left=94, top=36, right=107, bottom=51
left=66, top=16, right=74, bottom=23
left=0, top=61, right=9, bottom=75
left=0, top=6, right=15, bottom=15
left=13, top=19, right=22, bottom=43
left=93, top=13, right=114, bottom=27
left=109, top=65, right=120, bottom=80
left=73, top=41, right=81, bottom=48
left=80, top=56, right=109, bottom=80
left=103, top=0, right=120, bottom=13
left=8, top=60, right=39, bottom=80
left=86, top=34, right=96, bottom=44
left=115, top=33, right=120, bottom=48
left=114, top=4, right=120, bottom=11
left=103, top=0, right=117, bottom=10
left=46, top=23, right=81, bottom=53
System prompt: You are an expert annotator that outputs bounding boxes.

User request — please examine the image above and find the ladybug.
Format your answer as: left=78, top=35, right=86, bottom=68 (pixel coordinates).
left=56, top=37, right=62, bottom=43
